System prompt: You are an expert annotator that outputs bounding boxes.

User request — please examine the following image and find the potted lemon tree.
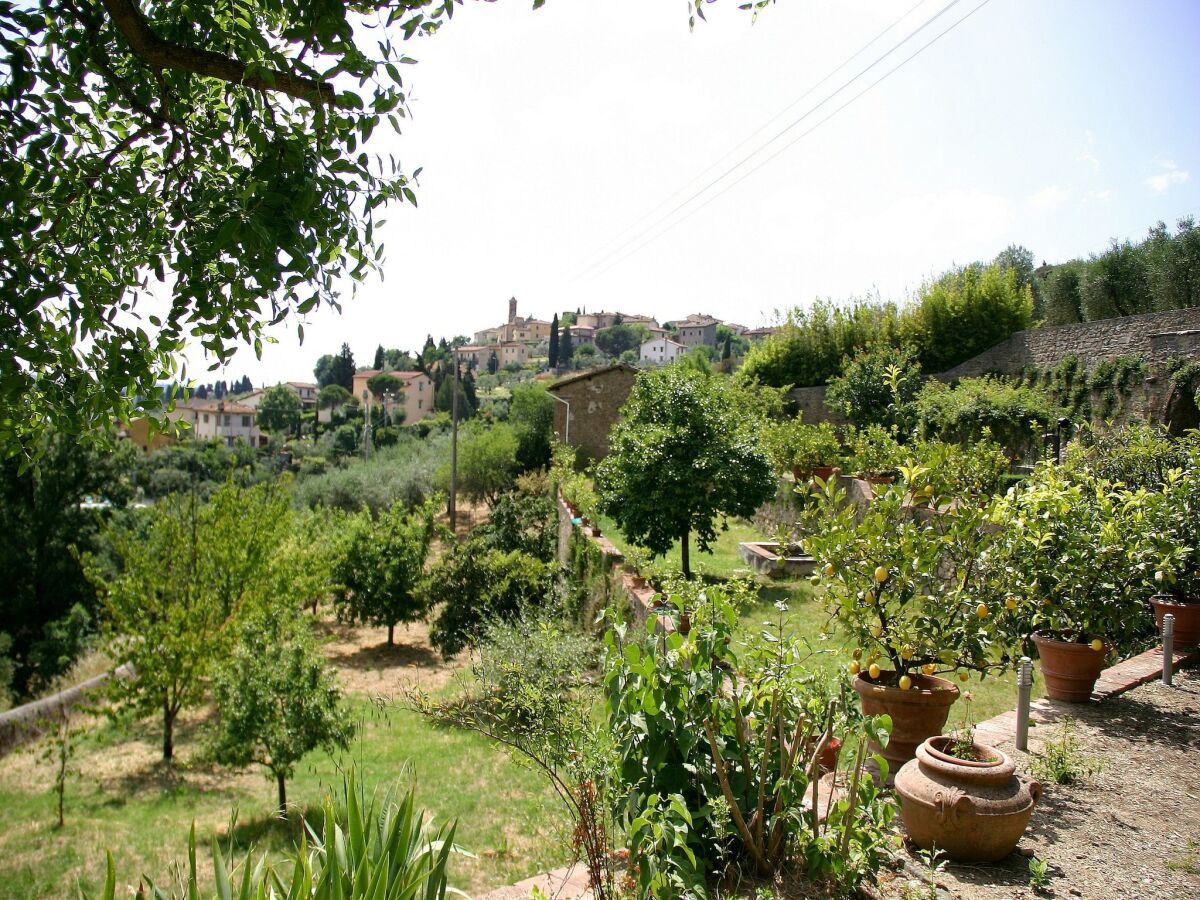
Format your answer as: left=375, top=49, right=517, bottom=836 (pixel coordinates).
left=1147, top=458, right=1200, bottom=648
left=994, top=466, right=1157, bottom=701
left=802, top=465, right=1014, bottom=775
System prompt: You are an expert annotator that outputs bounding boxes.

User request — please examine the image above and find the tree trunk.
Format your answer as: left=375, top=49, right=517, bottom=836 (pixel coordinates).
left=681, top=529, right=692, bottom=580
left=277, top=772, right=288, bottom=815
left=387, top=623, right=395, bottom=646
left=162, top=700, right=174, bottom=763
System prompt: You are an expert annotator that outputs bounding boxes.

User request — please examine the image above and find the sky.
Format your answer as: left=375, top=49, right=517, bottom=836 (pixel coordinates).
left=188, top=0, right=1200, bottom=386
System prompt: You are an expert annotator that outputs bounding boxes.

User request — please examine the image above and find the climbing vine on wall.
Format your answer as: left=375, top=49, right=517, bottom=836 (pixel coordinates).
left=1020, top=354, right=1146, bottom=421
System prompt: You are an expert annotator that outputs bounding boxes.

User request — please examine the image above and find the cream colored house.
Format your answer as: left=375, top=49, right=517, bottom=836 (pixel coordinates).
left=640, top=338, right=687, bottom=365
left=351, top=369, right=435, bottom=425
left=172, top=400, right=266, bottom=446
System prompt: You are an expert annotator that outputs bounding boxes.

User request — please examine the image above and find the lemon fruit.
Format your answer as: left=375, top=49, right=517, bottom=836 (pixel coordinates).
left=1005, top=596, right=1018, bottom=611
left=1090, top=639, right=1103, bottom=652
left=849, top=661, right=861, bottom=675
left=976, top=603, right=989, bottom=619
left=874, top=566, right=889, bottom=583
left=868, top=663, right=881, bottom=680
left=898, top=675, right=912, bottom=690
left=922, top=663, right=937, bottom=676
left=824, top=563, right=836, bottom=577
left=959, top=671, right=969, bottom=682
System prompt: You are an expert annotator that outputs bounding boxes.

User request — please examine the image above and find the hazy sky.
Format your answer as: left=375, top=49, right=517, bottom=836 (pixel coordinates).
left=189, top=0, right=1200, bottom=386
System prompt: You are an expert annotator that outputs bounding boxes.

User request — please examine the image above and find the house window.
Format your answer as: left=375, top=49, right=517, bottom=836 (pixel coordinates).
left=203, top=413, right=209, bottom=423
left=242, top=416, right=251, bottom=427
left=223, top=414, right=231, bottom=426
left=418, top=400, right=423, bottom=410
left=419, top=381, right=424, bottom=391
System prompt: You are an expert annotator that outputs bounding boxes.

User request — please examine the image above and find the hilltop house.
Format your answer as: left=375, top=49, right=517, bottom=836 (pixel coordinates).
left=473, top=297, right=551, bottom=345
left=240, top=381, right=319, bottom=410
left=547, top=363, right=638, bottom=464
left=667, top=314, right=721, bottom=348
left=351, top=369, right=435, bottom=425
left=640, top=338, right=686, bottom=365
left=171, top=400, right=267, bottom=447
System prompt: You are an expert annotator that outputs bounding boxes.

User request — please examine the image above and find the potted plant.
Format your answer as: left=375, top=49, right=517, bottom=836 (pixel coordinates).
left=762, top=419, right=843, bottom=482
left=625, top=546, right=650, bottom=590
left=847, top=424, right=903, bottom=486
left=1146, top=461, right=1200, bottom=648
left=802, top=470, right=1014, bottom=775
left=994, top=467, right=1157, bottom=701
left=895, top=695, right=1042, bottom=862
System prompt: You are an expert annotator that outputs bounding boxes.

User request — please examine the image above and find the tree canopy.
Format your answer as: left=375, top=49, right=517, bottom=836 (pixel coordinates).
left=0, top=1, right=773, bottom=460
left=595, top=368, right=775, bottom=578
left=256, top=383, right=303, bottom=434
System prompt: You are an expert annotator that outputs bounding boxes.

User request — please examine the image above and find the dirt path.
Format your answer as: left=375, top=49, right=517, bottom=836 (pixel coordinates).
left=875, top=665, right=1200, bottom=900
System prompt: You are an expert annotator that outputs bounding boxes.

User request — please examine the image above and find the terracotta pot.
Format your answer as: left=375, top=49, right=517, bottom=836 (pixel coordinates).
left=1150, top=593, right=1200, bottom=649
left=791, top=464, right=812, bottom=482
left=1033, top=632, right=1106, bottom=702
left=590, top=526, right=602, bottom=538
left=803, top=735, right=842, bottom=774
left=630, top=574, right=647, bottom=590
left=852, top=672, right=959, bottom=776
left=895, top=736, right=1042, bottom=863
left=812, top=465, right=840, bottom=482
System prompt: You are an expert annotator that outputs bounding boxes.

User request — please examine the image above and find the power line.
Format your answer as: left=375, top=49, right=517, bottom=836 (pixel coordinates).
left=568, top=0, right=966, bottom=284
left=585, top=0, right=994, bottom=281
left=562, top=0, right=932, bottom=281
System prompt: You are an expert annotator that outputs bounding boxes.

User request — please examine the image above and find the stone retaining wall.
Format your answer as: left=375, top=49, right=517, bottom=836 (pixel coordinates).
left=0, top=663, right=133, bottom=756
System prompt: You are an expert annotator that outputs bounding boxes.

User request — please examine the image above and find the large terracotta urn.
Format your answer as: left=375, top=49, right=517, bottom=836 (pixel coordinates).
left=895, top=736, right=1042, bottom=862
left=1150, top=594, right=1200, bottom=649
left=1033, top=632, right=1105, bottom=702
left=852, top=672, right=959, bottom=777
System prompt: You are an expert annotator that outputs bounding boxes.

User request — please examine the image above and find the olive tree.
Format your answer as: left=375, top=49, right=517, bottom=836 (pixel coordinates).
left=256, top=384, right=303, bottom=435
left=210, top=605, right=353, bottom=813
left=595, top=368, right=775, bottom=578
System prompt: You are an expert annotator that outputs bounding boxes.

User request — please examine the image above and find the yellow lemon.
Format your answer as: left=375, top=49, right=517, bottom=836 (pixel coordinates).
left=959, top=671, right=969, bottom=682
left=922, top=663, right=937, bottom=676
left=898, top=675, right=912, bottom=690
left=1005, top=596, right=1018, bottom=611
left=901, top=644, right=914, bottom=661
left=874, top=566, right=889, bottom=584
left=824, top=563, right=836, bottom=577
left=849, top=661, right=861, bottom=675
left=852, top=648, right=863, bottom=660
left=1090, top=639, right=1103, bottom=652
left=976, top=603, right=989, bottom=619
left=869, top=624, right=883, bottom=639
left=868, top=663, right=881, bottom=680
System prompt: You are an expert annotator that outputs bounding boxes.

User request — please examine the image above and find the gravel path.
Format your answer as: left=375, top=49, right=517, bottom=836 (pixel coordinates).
left=875, top=664, right=1200, bottom=900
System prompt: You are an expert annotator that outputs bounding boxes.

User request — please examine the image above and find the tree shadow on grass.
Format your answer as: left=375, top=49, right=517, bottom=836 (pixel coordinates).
left=221, top=802, right=328, bottom=856
left=325, top=639, right=441, bottom=672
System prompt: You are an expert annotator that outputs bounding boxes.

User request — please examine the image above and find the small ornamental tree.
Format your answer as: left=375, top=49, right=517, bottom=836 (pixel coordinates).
left=334, top=498, right=439, bottom=645
left=594, top=368, right=775, bottom=578
left=256, top=384, right=303, bottom=434
left=211, top=606, right=353, bottom=813
left=86, top=480, right=293, bottom=761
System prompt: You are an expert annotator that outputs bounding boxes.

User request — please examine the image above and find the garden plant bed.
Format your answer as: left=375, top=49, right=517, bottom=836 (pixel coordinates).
left=874, top=663, right=1200, bottom=900
left=737, top=540, right=818, bottom=577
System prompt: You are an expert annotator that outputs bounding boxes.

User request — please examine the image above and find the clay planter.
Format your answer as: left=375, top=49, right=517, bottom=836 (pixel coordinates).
left=852, top=672, right=959, bottom=776
left=791, top=464, right=812, bottom=482
left=630, top=574, right=647, bottom=590
left=590, top=526, right=603, bottom=538
left=1150, top=593, right=1200, bottom=649
left=812, top=465, right=840, bottom=482
left=1033, top=632, right=1106, bottom=702
left=895, top=737, right=1042, bottom=863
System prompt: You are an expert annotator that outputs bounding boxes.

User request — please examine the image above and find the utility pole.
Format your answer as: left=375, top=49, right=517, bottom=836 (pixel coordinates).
left=448, top=355, right=459, bottom=532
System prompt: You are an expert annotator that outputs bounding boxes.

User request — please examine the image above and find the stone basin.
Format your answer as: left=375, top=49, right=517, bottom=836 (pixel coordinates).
left=738, top=541, right=817, bottom=577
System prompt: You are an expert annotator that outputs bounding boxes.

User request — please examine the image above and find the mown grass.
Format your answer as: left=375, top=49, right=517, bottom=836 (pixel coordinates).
left=0, top=687, right=565, bottom=899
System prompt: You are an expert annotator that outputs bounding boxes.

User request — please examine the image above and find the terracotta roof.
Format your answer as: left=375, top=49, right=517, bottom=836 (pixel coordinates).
left=181, top=401, right=257, bottom=415
left=547, top=363, right=639, bottom=392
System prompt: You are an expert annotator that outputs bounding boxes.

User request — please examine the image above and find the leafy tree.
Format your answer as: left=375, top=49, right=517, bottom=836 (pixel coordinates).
left=825, top=342, right=922, bottom=430
left=211, top=606, right=353, bottom=812
left=487, top=351, right=500, bottom=375
left=595, top=369, right=775, bottom=578
left=256, top=384, right=303, bottom=434
left=318, top=383, right=353, bottom=413
left=426, top=545, right=555, bottom=658
left=1079, top=239, right=1153, bottom=320
left=510, top=384, right=555, bottom=472
left=86, top=480, right=292, bottom=761
left=549, top=313, right=560, bottom=368
left=334, top=498, right=439, bottom=646
left=722, top=332, right=733, bottom=360
left=373, top=344, right=386, bottom=370
left=560, top=327, right=575, bottom=367
left=1040, top=260, right=1085, bottom=325
left=594, top=323, right=650, bottom=358
left=452, top=423, right=519, bottom=507
left=435, top=367, right=475, bottom=417
left=0, top=432, right=137, bottom=695
left=367, top=373, right=403, bottom=400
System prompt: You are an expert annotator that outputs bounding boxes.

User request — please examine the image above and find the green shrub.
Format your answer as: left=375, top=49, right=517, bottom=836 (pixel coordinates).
left=847, top=424, right=904, bottom=477
left=426, top=545, right=556, bottom=658
left=826, top=342, right=922, bottom=430
left=1062, top=423, right=1188, bottom=490
left=761, top=418, right=842, bottom=476
left=293, top=434, right=447, bottom=514
left=913, top=377, right=1059, bottom=459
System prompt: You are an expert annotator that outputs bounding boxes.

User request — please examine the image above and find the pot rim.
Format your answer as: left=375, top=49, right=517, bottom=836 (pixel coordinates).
left=852, top=671, right=960, bottom=699
left=1032, top=631, right=1106, bottom=651
left=924, top=735, right=1003, bottom=769
left=1150, top=592, right=1200, bottom=607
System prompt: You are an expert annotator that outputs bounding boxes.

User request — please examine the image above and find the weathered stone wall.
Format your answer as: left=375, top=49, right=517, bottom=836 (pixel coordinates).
left=940, top=306, right=1200, bottom=380
left=550, top=366, right=637, bottom=465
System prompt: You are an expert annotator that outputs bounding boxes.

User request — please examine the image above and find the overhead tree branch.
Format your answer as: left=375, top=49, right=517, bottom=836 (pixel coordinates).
left=99, top=0, right=336, bottom=104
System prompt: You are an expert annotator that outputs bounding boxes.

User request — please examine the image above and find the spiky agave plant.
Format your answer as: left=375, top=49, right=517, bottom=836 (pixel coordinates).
left=81, top=770, right=471, bottom=900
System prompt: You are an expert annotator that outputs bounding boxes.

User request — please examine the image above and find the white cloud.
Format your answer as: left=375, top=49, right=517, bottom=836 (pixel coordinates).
left=1077, top=130, right=1101, bottom=172
left=1085, top=188, right=1113, bottom=203
left=1146, top=159, right=1190, bottom=193
left=1028, top=185, right=1070, bottom=211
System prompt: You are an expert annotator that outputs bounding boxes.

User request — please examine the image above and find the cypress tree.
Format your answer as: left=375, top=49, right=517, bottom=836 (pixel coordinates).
left=549, top=314, right=560, bottom=368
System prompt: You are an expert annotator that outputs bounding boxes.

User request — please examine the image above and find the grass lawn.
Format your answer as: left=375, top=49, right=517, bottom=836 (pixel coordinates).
left=0, top=622, right=566, bottom=900
left=592, top=511, right=764, bottom=581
